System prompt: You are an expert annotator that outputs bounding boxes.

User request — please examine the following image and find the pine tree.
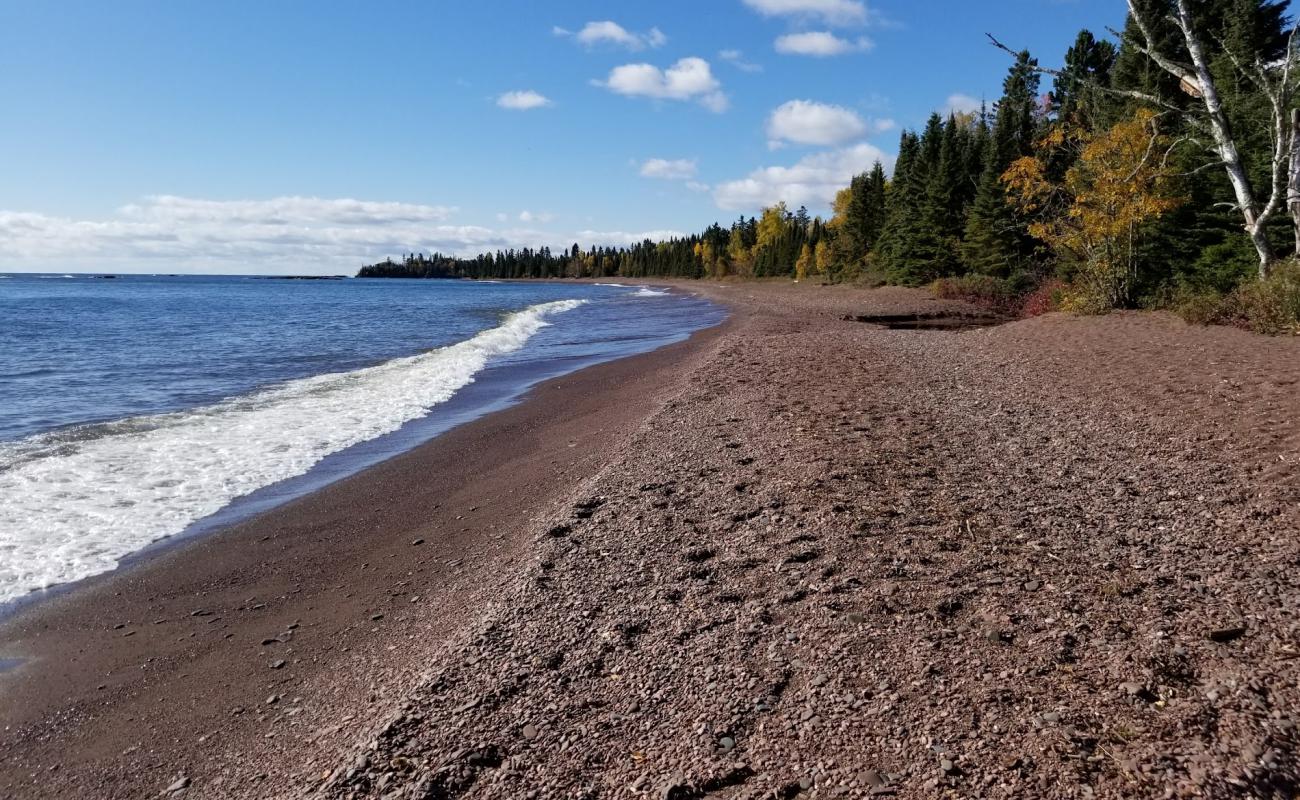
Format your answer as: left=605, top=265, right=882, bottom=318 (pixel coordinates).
left=961, top=50, right=1041, bottom=278
left=875, top=131, right=921, bottom=279
left=842, top=164, right=887, bottom=261
left=1053, top=30, right=1117, bottom=129
left=922, top=115, right=967, bottom=276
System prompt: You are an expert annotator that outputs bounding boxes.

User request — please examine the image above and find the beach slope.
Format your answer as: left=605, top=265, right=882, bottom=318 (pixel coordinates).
left=3, top=282, right=1299, bottom=798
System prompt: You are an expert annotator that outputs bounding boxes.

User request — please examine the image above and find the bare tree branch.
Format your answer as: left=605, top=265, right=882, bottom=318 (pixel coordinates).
left=985, top=33, right=1197, bottom=123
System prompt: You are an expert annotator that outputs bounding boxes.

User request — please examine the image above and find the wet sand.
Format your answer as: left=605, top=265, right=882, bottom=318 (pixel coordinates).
left=2, top=281, right=1298, bottom=799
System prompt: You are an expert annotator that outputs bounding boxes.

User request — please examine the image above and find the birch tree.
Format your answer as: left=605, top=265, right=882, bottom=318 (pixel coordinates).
left=995, top=0, right=1300, bottom=278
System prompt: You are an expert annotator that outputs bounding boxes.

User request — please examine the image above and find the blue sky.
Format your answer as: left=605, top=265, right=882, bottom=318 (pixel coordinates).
left=0, top=0, right=1123, bottom=273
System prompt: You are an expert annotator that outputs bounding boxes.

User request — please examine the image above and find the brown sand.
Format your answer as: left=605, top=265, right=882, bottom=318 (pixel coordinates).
left=2, top=282, right=1298, bottom=799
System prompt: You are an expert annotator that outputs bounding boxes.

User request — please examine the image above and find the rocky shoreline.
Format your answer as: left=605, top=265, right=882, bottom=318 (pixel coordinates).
left=3, top=282, right=1298, bottom=798
left=312, top=284, right=1300, bottom=799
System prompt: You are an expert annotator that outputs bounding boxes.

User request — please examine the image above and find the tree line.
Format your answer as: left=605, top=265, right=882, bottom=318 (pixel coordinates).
left=360, top=0, right=1300, bottom=331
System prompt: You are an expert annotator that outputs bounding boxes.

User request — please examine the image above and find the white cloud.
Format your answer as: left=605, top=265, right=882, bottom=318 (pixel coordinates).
left=718, top=49, right=763, bottom=72
left=742, top=0, right=868, bottom=26
left=0, top=196, right=699, bottom=273
left=686, top=181, right=711, bottom=193
left=557, top=20, right=667, bottom=51
left=869, top=117, right=896, bottom=133
left=767, top=99, right=868, bottom=147
left=944, top=93, right=982, bottom=115
left=117, top=195, right=457, bottom=225
left=774, top=31, right=872, bottom=56
left=496, top=90, right=552, bottom=110
left=0, top=196, right=503, bottom=272
left=639, top=158, right=698, bottom=180
left=518, top=210, right=556, bottom=223
left=596, top=57, right=728, bottom=112
left=713, top=142, right=894, bottom=211
left=575, top=228, right=688, bottom=246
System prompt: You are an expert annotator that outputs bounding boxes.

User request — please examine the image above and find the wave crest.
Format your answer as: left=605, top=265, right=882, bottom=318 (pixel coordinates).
left=0, top=299, right=585, bottom=602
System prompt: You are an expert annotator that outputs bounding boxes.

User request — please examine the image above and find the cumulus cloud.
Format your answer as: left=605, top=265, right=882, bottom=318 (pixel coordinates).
left=0, top=196, right=501, bottom=272
left=767, top=100, right=868, bottom=147
left=712, top=143, right=894, bottom=211
left=944, top=93, right=983, bottom=115
left=639, top=158, right=699, bottom=180
left=774, top=31, right=872, bottom=56
left=0, top=195, right=693, bottom=273
left=595, top=57, right=728, bottom=112
left=496, top=90, right=552, bottom=110
left=869, top=117, right=896, bottom=133
left=518, top=210, right=556, bottom=223
left=718, top=49, right=763, bottom=72
left=556, top=20, right=666, bottom=50
left=741, top=0, right=868, bottom=26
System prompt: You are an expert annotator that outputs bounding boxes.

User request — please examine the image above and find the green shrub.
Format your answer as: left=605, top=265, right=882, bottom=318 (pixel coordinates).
left=1169, top=288, right=1225, bottom=326
left=932, top=274, right=1019, bottom=314
left=1224, top=261, right=1300, bottom=334
left=1169, top=261, right=1300, bottom=335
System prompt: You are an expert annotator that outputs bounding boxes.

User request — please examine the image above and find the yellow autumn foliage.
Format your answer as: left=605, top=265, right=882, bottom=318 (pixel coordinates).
left=1003, top=108, right=1184, bottom=309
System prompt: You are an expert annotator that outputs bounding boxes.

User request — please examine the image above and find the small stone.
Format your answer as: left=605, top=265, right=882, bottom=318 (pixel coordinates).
left=862, top=769, right=884, bottom=788
left=271, top=660, right=286, bottom=670
left=1119, top=681, right=1144, bottom=697
left=799, top=776, right=814, bottom=790
left=370, top=613, right=384, bottom=621
left=1209, top=625, right=1247, bottom=643
left=845, top=612, right=866, bottom=625
left=411, top=538, right=425, bottom=546
left=522, top=724, right=538, bottom=740
left=165, top=776, right=190, bottom=793
left=810, top=674, right=829, bottom=687
left=940, top=759, right=955, bottom=774
left=1042, top=711, right=1062, bottom=724
left=718, top=736, right=736, bottom=752
left=660, top=770, right=688, bottom=800
left=266, top=694, right=280, bottom=705
left=1023, top=580, right=1040, bottom=592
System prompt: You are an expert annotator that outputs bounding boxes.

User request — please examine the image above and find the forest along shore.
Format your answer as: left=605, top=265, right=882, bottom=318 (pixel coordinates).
left=3, top=282, right=1299, bottom=799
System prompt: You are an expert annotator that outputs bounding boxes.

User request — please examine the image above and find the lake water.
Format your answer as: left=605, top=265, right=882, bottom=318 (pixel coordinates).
left=0, top=274, right=723, bottom=604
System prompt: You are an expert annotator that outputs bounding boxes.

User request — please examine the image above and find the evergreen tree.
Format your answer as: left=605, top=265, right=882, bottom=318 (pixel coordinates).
left=875, top=131, right=922, bottom=279
left=1053, top=30, right=1117, bottom=129
left=961, top=50, right=1042, bottom=278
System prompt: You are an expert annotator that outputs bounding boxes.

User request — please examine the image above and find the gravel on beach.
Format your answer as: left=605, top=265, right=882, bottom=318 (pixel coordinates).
left=309, top=284, right=1300, bottom=799
left=2, top=283, right=1297, bottom=799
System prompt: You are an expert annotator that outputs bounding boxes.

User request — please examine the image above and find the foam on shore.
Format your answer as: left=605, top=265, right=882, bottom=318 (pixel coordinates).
left=0, top=299, right=585, bottom=602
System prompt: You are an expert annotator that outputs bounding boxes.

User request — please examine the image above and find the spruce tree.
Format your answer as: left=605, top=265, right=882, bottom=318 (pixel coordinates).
left=1053, top=30, right=1117, bottom=129
left=874, top=131, right=920, bottom=278
left=961, top=50, right=1041, bottom=279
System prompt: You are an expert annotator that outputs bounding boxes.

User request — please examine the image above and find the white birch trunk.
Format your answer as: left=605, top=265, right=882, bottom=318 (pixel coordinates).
left=1169, top=0, right=1276, bottom=276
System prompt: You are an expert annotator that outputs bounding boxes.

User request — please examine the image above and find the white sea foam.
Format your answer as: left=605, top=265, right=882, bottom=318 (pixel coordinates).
left=634, top=287, right=669, bottom=297
left=0, top=298, right=585, bottom=603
